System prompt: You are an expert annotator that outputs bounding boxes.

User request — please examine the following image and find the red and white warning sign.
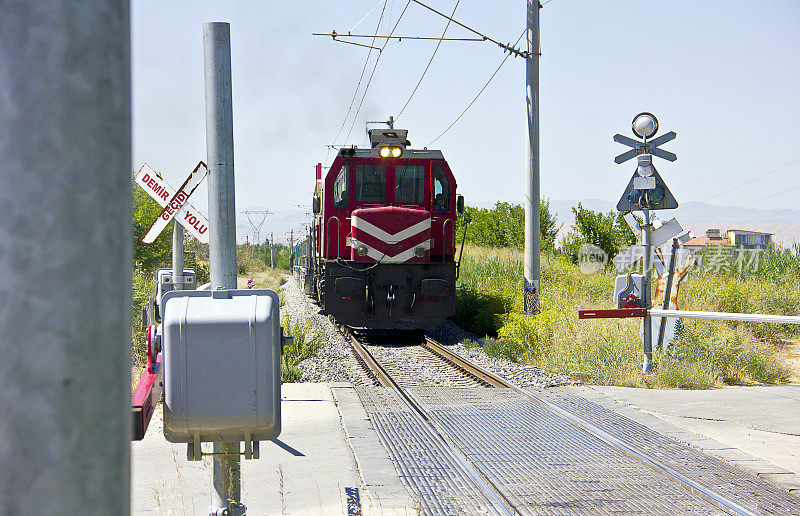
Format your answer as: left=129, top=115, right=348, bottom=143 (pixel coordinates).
left=135, top=163, right=210, bottom=244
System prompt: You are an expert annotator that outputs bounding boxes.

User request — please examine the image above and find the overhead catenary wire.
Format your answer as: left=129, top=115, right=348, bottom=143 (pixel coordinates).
left=343, top=0, right=412, bottom=144
left=325, top=0, right=389, bottom=167
left=428, top=29, right=525, bottom=146
left=396, top=0, right=461, bottom=121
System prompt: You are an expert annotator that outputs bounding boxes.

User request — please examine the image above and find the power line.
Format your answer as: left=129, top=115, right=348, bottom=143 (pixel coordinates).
left=325, top=0, right=389, bottom=166
left=690, top=174, right=800, bottom=226
left=396, top=0, right=461, bottom=121
left=694, top=155, right=800, bottom=205
left=344, top=0, right=412, bottom=144
left=428, top=29, right=525, bottom=146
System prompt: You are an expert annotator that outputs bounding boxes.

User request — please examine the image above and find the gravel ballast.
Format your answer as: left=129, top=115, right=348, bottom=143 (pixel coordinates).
left=279, top=275, right=576, bottom=388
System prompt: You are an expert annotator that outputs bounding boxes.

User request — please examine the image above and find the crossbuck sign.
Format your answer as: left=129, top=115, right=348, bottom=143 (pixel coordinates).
left=135, top=163, right=210, bottom=244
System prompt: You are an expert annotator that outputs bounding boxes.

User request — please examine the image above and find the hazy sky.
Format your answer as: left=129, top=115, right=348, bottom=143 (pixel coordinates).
left=132, top=1, right=800, bottom=223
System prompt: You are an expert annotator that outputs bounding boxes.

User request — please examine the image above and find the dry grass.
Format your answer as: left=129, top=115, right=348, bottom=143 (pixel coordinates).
left=455, top=244, right=793, bottom=389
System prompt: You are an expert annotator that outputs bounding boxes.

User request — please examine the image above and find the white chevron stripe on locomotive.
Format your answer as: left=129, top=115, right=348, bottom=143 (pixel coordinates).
left=351, top=238, right=432, bottom=263
left=351, top=216, right=431, bottom=244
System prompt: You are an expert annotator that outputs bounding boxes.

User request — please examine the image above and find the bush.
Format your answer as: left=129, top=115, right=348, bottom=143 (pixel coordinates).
left=280, top=317, right=322, bottom=382
left=560, top=203, right=635, bottom=264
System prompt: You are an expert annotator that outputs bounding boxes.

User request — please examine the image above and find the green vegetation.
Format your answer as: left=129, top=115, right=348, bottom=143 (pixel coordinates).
left=456, top=199, right=560, bottom=251
left=560, top=203, right=636, bottom=263
left=454, top=203, right=795, bottom=388
left=280, top=317, right=322, bottom=382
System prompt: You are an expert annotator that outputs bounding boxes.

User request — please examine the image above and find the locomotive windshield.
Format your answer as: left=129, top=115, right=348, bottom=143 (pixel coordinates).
left=395, top=165, right=425, bottom=204
left=356, top=164, right=385, bottom=203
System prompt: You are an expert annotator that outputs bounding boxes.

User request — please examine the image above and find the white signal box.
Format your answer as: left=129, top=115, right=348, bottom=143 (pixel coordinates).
left=161, top=289, right=282, bottom=452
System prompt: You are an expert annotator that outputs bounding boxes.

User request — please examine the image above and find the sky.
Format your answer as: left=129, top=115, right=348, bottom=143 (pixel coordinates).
left=132, top=1, right=800, bottom=239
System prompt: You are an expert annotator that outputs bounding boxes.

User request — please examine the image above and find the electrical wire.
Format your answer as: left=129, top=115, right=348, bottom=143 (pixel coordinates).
left=409, top=0, right=528, bottom=57
left=428, top=29, right=525, bottom=146
left=694, top=155, right=800, bottom=205
left=396, top=0, right=461, bottom=121
left=344, top=0, right=412, bottom=144
left=689, top=171, right=800, bottom=226
left=325, top=0, right=389, bottom=167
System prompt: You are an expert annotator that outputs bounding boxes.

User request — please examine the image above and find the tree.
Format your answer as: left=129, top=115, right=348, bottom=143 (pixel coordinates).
left=133, top=179, right=171, bottom=271
left=560, top=203, right=636, bottom=264
left=455, top=198, right=560, bottom=251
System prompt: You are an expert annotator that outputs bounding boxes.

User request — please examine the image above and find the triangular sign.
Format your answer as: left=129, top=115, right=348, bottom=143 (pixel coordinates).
left=616, top=168, right=678, bottom=211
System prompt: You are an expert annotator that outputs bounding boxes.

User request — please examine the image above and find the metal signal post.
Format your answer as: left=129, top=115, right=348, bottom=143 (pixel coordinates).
left=524, top=0, right=541, bottom=314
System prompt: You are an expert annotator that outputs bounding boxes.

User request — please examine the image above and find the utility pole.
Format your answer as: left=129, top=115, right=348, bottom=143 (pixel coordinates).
left=270, top=231, right=274, bottom=269
left=523, top=0, right=541, bottom=314
left=290, top=229, right=294, bottom=271
left=203, top=21, right=242, bottom=512
left=0, top=2, right=131, bottom=512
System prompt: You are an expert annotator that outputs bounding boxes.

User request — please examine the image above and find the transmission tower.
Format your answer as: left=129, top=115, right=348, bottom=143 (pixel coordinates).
left=241, top=209, right=271, bottom=244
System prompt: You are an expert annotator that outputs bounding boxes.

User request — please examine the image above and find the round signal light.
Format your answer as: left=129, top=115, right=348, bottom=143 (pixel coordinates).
left=379, top=147, right=391, bottom=158
left=356, top=244, right=369, bottom=257
left=391, top=147, right=402, bottom=158
left=414, top=246, right=426, bottom=258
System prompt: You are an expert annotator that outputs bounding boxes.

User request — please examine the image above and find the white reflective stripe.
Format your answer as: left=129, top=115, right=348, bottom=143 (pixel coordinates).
left=351, top=216, right=431, bottom=244
left=351, top=238, right=432, bottom=263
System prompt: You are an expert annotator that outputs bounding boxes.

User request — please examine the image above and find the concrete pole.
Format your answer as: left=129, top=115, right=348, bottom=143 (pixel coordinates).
left=172, top=221, right=184, bottom=290
left=0, top=2, right=131, bottom=513
left=523, top=0, right=541, bottom=314
left=203, top=21, right=242, bottom=509
left=271, top=231, right=274, bottom=269
left=642, top=209, right=653, bottom=373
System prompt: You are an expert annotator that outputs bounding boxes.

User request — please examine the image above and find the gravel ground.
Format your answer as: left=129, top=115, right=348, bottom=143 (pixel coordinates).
left=280, top=274, right=576, bottom=388
left=279, top=275, right=372, bottom=384
left=429, top=321, right=578, bottom=388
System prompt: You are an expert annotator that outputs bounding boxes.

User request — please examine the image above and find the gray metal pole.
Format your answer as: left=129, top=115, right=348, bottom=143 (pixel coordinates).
left=172, top=220, right=184, bottom=290
left=0, top=2, right=131, bottom=513
left=642, top=209, right=653, bottom=372
left=523, top=0, right=541, bottom=314
left=203, top=21, right=242, bottom=510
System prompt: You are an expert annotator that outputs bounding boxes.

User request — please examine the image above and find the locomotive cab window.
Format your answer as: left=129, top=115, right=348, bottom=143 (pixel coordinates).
left=433, top=164, right=450, bottom=211
left=356, top=164, right=386, bottom=203
left=395, top=165, right=425, bottom=204
left=333, top=165, right=348, bottom=210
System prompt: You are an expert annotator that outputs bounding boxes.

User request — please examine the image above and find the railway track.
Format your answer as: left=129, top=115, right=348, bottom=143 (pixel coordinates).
left=349, top=333, right=763, bottom=516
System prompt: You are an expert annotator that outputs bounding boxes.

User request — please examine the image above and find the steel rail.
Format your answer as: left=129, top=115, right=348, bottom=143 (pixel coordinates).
left=423, top=337, right=507, bottom=387
left=348, top=335, right=517, bottom=515
left=422, top=339, right=756, bottom=516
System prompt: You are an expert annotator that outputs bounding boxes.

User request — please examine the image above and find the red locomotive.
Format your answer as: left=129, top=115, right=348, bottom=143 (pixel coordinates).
left=297, top=124, right=464, bottom=330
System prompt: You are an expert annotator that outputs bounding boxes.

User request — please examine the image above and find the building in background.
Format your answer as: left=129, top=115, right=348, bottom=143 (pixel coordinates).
left=684, top=228, right=772, bottom=253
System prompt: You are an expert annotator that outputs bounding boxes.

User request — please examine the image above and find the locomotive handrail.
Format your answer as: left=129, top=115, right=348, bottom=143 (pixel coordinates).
left=442, top=218, right=455, bottom=263
left=326, top=216, right=341, bottom=258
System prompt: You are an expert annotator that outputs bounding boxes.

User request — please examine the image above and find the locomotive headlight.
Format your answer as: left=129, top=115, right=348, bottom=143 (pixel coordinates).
left=379, top=145, right=403, bottom=158
left=356, top=244, right=369, bottom=257
left=414, top=246, right=426, bottom=258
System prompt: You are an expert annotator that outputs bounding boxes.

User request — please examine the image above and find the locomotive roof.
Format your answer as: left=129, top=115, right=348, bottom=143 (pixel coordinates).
left=335, top=147, right=445, bottom=160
